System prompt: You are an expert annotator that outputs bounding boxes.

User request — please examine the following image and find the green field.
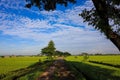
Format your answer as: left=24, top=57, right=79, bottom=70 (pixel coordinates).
left=0, top=56, right=47, bottom=74
left=65, top=55, right=120, bottom=80
left=88, top=55, right=120, bottom=67
left=0, top=56, right=53, bottom=80
left=0, top=55, right=120, bottom=80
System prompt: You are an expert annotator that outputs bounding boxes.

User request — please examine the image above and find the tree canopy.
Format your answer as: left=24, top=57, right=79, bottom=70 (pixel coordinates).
left=25, top=0, right=76, bottom=11
left=41, top=40, right=56, bottom=56
left=41, top=40, right=71, bottom=57
left=25, top=0, right=120, bottom=51
left=55, top=50, right=71, bottom=56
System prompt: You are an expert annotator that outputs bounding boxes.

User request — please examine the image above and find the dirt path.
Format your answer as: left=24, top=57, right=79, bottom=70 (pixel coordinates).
left=36, top=59, right=76, bottom=80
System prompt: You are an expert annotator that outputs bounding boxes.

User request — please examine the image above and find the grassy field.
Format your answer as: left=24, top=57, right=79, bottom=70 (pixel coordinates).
left=0, top=56, right=53, bottom=80
left=0, top=56, right=47, bottom=74
left=65, top=55, right=120, bottom=80
left=0, top=55, right=120, bottom=80
left=88, top=55, right=120, bottom=67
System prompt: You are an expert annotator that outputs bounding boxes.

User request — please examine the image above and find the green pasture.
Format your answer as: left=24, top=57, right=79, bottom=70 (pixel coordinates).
left=88, top=55, right=120, bottom=65
left=66, top=55, right=120, bottom=65
left=0, top=55, right=120, bottom=80
left=0, top=56, right=47, bottom=74
left=0, top=56, right=54, bottom=80
left=65, top=55, right=120, bottom=80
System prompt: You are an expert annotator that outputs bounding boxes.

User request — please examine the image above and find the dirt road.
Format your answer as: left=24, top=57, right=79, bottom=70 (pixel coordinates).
left=36, top=59, right=76, bottom=80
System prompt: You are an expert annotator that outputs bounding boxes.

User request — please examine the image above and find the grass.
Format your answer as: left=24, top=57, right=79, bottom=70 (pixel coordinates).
left=2, top=60, right=53, bottom=80
left=65, top=55, right=120, bottom=80
left=66, top=55, right=120, bottom=66
left=65, top=60, right=86, bottom=80
left=0, top=56, right=47, bottom=74
left=1, top=55, right=120, bottom=80
left=0, top=56, right=53, bottom=80
left=88, top=55, right=120, bottom=67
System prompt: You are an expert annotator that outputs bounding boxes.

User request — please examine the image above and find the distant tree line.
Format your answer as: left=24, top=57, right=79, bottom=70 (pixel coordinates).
left=55, top=50, right=71, bottom=56
left=77, top=53, right=120, bottom=56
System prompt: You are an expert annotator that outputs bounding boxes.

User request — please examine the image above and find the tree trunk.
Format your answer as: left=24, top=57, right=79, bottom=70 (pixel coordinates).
left=108, top=31, right=120, bottom=51
left=92, top=0, right=120, bottom=51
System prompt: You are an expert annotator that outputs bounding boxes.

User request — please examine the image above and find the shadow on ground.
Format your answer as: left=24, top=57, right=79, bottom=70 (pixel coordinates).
left=1, top=60, right=52, bottom=80
left=1, top=60, right=120, bottom=80
left=67, top=61, right=120, bottom=80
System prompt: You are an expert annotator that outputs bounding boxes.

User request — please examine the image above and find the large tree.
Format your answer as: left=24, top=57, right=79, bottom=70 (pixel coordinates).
left=80, top=0, right=120, bottom=51
left=25, top=0, right=120, bottom=51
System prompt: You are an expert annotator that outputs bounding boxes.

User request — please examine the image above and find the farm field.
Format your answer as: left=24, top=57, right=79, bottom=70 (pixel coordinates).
left=0, top=56, right=52, bottom=80
left=88, top=55, right=120, bottom=67
left=65, top=55, right=120, bottom=80
left=0, top=55, right=120, bottom=80
left=0, top=56, right=47, bottom=74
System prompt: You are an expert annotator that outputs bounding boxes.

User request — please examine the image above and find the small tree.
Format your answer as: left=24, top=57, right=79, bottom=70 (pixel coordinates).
left=47, top=40, right=56, bottom=56
left=41, top=40, right=56, bottom=59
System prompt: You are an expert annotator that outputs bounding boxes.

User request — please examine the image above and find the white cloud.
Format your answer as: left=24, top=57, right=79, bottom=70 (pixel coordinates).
left=0, top=0, right=25, bottom=10
left=38, top=0, right=94, bottom=30
left=0, top=0, right=119, bottom=55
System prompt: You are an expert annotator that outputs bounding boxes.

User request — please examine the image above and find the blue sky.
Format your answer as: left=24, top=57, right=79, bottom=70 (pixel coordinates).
left=0, top=0, right=119, bottom=55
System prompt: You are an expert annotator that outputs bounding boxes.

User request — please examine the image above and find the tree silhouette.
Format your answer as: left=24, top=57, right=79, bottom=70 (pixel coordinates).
left=25, top=0, right=120, bottom=51
left=25, top=0, right=76, bottom=11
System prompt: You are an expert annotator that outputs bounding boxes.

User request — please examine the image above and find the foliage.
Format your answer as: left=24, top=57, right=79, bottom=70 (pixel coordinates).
left=63, top=51, right=71, bottom=56
left=55, top=50, right=71, bottom=56
left=80, top=0, right=120, bottom=51
left=41, top=40, right=56, bottom=59
left=25, top=0, right=76, bottom=11
left=55, top=50, right=63, bottom=56
left=80, top=5, right=120, bottom=35
left=41, top=40, right=71, bottom=58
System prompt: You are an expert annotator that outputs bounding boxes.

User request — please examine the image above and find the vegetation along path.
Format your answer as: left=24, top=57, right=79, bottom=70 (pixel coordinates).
left=36, top=59, right=76, bottom=80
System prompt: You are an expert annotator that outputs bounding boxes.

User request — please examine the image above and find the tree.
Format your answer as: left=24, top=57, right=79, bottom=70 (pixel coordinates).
left=47, top=40, right=56, bottom=56
left=80, top=0, right=120, bottom=51
left=41, top=40, right=56, bottom=58
left=63, top=52, right=71, bottom=56
left=25, top=0, right=120, bottom=51
left=25, top=0, right=76, bottom=11
left=55, top=50, right=63, bottom=56
left=41, top=47, right=48, bottom=55
left=55, top=50, right=71, bottom=56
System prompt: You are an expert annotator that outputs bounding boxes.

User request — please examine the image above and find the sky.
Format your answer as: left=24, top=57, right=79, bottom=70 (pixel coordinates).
left=0, top=0, right=119, bottom=55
